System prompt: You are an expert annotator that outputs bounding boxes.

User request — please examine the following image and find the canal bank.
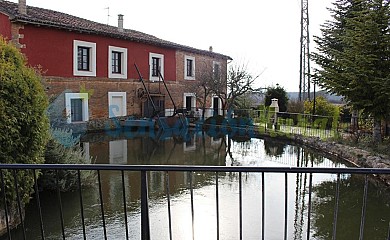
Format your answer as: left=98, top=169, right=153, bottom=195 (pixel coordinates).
left=251, top=128, right=390, bottom=186
left=81, top=118, right=390, bottom=186
left=200, top=119, right=390, bottom=186
left=291, top=135, right=390, bottom=186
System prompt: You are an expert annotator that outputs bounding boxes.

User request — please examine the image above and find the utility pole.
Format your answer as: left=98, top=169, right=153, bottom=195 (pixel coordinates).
left=299, top=0, right=311, bottom=102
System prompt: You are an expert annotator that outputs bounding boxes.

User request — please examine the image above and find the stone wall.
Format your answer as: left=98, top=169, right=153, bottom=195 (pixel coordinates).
left=290, top=135, right=390, bottom=186
left=45, top=77, right=218, bottom=120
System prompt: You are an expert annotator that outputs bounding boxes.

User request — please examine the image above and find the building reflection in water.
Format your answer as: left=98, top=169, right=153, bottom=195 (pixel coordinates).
left=8, top=130, right=389, bottom=240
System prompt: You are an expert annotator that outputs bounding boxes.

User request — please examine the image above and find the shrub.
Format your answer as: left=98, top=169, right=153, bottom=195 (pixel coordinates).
left=287, top=99, right=304, bottom=113
left=50, top=127, right=80, bottom=148
left=0, top=38, right=49, bottom=205
left=304, top=96, right=338, bottom=117
left=39, top=128, right=95, bottom=192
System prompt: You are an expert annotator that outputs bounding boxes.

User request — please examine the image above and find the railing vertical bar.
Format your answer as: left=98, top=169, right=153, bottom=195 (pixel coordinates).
left=284, top=172, right=288, bottom=240
left=306, top=173, right=313, bottom=240
left=121, top=170, right=129, bottom=240
left=77, top=170, right=86, bottom=240
left=216, top=172, right=220, bottom=240
left=261, top=172, right=265, bottom=240
left=0, top=169, right=11, bottom=240
left=12, top=169, right=26, bottom=240
left=190, top=171, right=195, bottom=240
left=332, top=173, right=341, bottom=240
left=359, top=174, right=369, bottom=240
left=97, top=170, right=107, bottom=239
left=140, top=170, right=150, bottom=240
left=239, top=172, right=243, bottom=240
left=0, top=170, right=11, bottom=240
left=32, top=169, right=45, bottom=239
left=165, top=171, right=173, bottom=240
left=55, top=170, right=65, bottom=240
left=387, top=221, right=390, bottom=240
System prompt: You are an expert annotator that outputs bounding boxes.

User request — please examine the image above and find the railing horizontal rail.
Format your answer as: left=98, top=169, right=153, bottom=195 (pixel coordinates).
left=0, top=164, right=389, bottom=174
left=1, top=164, right=389, bottom=240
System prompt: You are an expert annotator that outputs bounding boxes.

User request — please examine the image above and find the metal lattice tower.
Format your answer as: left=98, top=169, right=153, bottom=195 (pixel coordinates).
left=299, top=0, right=311, bottom=101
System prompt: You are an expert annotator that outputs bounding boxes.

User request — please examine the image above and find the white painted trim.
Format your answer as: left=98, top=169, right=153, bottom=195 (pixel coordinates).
left=149, top=52, right=164, bottom=81
left=73, top=40, right=96, bottom=77
left=183, top=134, right=196, bottom=152
left=165, top=108, right=174, bottom=116
left=108, top=92, right=127, bottom=118
left=213, top=61, right=221, bottom=80
left=183, top=93, right=196, bottom=110
left=184, top=55, right=196, bottom=80
left=82, top=142, right=91, bottom=163
left=65, top=93, right=89, bottom=123
left=211, top=95, right=222, bottom=116
left=109, top=140, right=127, bottom=164
left=108, top=46, right=128, bottom=79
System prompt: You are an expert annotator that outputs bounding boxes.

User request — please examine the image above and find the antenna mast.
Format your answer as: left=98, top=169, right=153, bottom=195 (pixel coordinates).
left=105, top=7, right=110, bottom=25
left=299, top=0, right=311, bottom=101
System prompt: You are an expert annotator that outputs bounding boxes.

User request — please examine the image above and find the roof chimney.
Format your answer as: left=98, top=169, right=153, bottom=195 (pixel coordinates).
left=18, top=0, right=27, bottom=15
left=209, top=46, right=213, bottom=52
left=118, top=14, right=124, bottom=32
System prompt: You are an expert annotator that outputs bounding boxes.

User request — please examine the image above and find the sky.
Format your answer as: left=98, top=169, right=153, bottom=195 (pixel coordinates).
left=9, top=0, right=334, bottom=92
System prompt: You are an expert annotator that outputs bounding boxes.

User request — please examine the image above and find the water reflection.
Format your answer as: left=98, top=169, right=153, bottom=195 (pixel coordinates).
left=3, top=130, right=389, bottom=240
left=88, top=131, right=227, bottom=167
left=312, top=176, right=390, bottom=240
left=264, top=138, right=287, bottom=157
left=109, top=140, right=127, bottom=164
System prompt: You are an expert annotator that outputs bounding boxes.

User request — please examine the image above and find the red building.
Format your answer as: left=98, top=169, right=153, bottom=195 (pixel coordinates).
left=0, top=0, right=231, bottom=131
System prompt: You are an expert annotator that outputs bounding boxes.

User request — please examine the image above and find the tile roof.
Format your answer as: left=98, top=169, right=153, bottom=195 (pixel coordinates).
left=0, top=0, right=232, bottom=60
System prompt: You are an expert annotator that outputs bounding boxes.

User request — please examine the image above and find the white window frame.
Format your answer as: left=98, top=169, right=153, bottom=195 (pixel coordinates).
left=108, top=92, right=127, bottom=118
left=184, top=55, right=196, bottom=80
left=73, top=40, right=96, bottom=77
left=109, top=140, right=128, bottom=164
left=81, top=142, right=91, bottom=163
left=183, top=93, right=196, bottom=110
left=65, top=93, right=89, bottom=123
left=211, top=95, right=222, bottom=116
left=213, top=61, right=221, bottom=80
left=183, top=134, right=196, bottom=152
left=149, top=52, right=164, bottom=81
left=108, top=46, right=128, bottom=79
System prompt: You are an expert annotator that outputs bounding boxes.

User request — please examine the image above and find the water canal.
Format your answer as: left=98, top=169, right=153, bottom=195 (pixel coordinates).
left=4, top=130, right=390, bottom=239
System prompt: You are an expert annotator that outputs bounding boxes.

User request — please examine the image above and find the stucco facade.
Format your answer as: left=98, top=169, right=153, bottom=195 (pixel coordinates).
left=0, top=0, right=231, bottom=131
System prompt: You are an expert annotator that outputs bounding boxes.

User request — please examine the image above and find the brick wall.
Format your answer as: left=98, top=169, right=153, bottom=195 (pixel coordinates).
left=10, top=22, right=24, bottom=48
left=175, top=50, right=228, bottom=109
left=45, top=77, right=207, bottom=120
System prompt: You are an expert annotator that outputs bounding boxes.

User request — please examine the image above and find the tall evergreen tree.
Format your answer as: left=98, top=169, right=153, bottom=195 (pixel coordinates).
left=264, top=85, right=289, bottom=112
left=312, top=0, right=390, bottom=142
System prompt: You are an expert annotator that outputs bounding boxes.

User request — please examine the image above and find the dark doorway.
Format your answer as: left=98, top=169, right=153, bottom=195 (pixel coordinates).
left=143, top=97, right=165, bottom=118
left=213, top=97, right=219, bottom=116
left=186, top=96, right=192, bottom=112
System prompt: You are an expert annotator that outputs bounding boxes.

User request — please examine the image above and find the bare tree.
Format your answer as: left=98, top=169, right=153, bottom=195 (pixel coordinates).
left=195, top=62, right=214, bottom=119
left=212, top=63, right=259, bottom=117
left=186, top=61, right=215, bottom=120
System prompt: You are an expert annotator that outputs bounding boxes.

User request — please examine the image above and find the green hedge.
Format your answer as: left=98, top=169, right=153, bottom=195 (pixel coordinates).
left=0, top=38, right=49, bottom=205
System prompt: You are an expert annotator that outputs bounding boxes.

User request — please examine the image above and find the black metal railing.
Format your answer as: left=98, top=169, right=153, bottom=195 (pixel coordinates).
left=0, top=164, right=389, bottom=240
left=232, top=109, right=381, bottom=139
